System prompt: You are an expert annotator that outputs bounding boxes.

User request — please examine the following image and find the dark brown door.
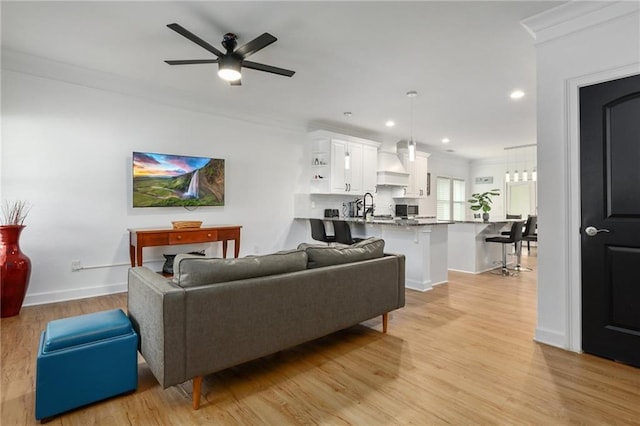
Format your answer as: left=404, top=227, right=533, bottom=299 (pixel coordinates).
left=580, top=73, right=640, bottom=367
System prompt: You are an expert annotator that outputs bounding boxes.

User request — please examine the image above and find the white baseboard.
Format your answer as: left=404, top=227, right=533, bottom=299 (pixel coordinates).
left=534, top=326, right=570, bottom=350
left=406, top=279, right=433, bottom=292
left=23, top=282, right=127, bottom=307
left=448, top=266, right=501, bottom=275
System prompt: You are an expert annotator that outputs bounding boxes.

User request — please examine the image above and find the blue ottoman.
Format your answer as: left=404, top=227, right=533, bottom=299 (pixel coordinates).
left=35, top=308, right=138, bottom=420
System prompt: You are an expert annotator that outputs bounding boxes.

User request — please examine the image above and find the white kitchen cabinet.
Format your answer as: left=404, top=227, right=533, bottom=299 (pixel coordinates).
left=396, top=149, right=430, bottom=199
left=362, top=145, right=378, bottom=194
left=309, top=131, right=380, bottom=195
left=414, top=153, right=429, bottom=197
left=330, top=139, right=363, bottom=193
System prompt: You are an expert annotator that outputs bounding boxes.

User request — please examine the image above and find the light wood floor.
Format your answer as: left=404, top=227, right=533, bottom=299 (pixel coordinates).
left=3, top=251, right=640, bottom=425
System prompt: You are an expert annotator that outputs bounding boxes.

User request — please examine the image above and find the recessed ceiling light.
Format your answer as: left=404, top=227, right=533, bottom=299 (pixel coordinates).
left=385, top=120, right=395, bottom=127
left=343, top=112, right=352, bottom=117
left=441, top=138, right=450, bottom=144
left=510, top=90, right=525, bottom=99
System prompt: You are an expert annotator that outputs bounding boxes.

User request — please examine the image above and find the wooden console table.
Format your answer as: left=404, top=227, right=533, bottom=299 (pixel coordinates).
left=128, top=225, right=242, bottom=267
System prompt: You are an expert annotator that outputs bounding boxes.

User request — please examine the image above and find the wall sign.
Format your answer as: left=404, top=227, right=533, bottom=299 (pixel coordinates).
left=475, top=176, right=494, bottom=184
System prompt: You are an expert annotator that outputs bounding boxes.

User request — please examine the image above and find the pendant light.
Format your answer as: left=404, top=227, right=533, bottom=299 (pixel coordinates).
left=512, top=146, right=519, bottom=182
left=407, top=91, right=417, bottom=162
left=505, top=147, right=511, bottom=183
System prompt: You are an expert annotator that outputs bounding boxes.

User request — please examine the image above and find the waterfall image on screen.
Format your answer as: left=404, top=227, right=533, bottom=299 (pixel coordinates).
left=132, top=152, right=225, bottom=208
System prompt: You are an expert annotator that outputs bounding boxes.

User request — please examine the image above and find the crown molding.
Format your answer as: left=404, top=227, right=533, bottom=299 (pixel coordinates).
left=521, top=1, right=640, bottom=44
left=1, top=48, right=306, bottom=134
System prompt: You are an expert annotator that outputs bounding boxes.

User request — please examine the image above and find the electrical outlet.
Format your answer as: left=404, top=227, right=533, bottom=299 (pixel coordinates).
left=311, top=201, right=316, bottom=209
left=71, top=260, right=82, bottom=272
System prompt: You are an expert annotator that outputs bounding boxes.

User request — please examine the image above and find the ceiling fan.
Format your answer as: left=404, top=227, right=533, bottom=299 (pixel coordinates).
left=164, top=23, right=295, bottom=86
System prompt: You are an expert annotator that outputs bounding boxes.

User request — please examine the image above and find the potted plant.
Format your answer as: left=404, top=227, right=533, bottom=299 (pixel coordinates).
left=468, top=189, right=500, bottom=222
left=1, top=200, right=32, bottom=317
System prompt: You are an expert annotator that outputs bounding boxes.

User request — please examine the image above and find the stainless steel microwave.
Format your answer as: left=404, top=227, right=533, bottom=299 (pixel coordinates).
left=395, top=204, right=419, bottom=217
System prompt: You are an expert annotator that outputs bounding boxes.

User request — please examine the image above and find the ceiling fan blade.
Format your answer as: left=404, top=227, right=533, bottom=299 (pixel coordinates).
left=230, top=79, right=242, bottom=86
left=165, top=59, right=219, bottom=65
left=167, top=23, right=223, bottom=57
left=242, top=61, right=295, bottom=77
left=234, top=33, right=277, bottom=58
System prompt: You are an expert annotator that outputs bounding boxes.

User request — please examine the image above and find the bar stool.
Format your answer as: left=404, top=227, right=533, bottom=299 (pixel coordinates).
left=486, top=220, right=524, bottom=276
left=309, top=219, right=336, bottom=245
left=501, top=215, right=537, bottom=271
left=332, top=220, right=365, bottom=245
left=522, top=216, right=538, bottom=254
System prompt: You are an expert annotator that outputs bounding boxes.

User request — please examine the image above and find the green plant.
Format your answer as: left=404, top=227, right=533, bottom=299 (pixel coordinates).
left=1, top=200, right=31, bottom=225
left=468, top=189, right=500, bottom=213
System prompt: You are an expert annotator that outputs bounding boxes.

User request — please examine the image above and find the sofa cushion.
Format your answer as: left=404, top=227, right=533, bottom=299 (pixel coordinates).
left=299, top=237, right=385, bottom=269
left=173, top=250, right=308, bottom=288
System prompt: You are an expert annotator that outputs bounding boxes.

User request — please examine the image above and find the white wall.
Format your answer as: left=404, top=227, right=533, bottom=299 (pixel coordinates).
left=2, top=69, right=308, bottom=306
left=523, top=1, right=640, bottom=349
left=469, top=155, right=537, bottom=221
left=469, top=158, right=508, bottom=220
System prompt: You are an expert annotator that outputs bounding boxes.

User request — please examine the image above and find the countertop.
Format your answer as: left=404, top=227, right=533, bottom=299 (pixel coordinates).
left=297, top=217, right=453, bottom=226
left=451, top=220, right=512, bottom=224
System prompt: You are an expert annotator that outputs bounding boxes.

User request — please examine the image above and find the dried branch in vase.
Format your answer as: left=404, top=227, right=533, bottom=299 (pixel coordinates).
left=1, top=200, right=31, bottom=225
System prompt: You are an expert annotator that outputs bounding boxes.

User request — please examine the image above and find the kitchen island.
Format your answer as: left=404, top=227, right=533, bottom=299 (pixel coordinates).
left=447, top=221, right=510, bottom=274
left=298, top=217, right=452, bottom=292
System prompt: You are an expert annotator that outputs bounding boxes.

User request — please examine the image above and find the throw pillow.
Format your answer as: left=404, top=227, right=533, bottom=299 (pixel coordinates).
left=301, top=237, right=385, bottom=269
left=173, top=249, right=308, bottom=288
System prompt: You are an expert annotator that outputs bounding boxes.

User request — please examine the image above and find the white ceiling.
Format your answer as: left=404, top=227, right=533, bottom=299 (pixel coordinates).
left=1, top=1, right=564, bottom=159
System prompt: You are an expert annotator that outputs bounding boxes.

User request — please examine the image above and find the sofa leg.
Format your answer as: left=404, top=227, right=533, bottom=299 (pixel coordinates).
left=382, top=312, right=388, bottom=333
left=192, top=376, right=203, bottom=410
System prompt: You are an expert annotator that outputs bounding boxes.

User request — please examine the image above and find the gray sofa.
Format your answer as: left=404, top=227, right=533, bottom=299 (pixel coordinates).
left=127, top=237, right=405, bottom=409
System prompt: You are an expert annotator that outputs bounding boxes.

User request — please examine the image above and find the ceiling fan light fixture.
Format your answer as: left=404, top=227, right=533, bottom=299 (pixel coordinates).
left=217, top=56, right=242, bottom=81
left=218, top=68, right=242, bottom=81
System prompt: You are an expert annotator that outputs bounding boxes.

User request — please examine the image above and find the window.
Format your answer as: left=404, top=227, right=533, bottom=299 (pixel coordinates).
left=437, top=177, right=466, bottom=221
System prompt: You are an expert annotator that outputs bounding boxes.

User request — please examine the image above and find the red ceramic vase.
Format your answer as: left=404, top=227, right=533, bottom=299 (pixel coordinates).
left=1, top=225, right=31, bottom=317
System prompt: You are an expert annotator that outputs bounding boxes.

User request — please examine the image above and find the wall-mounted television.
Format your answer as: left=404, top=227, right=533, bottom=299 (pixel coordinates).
left=132, top=151, right=225, bottom=208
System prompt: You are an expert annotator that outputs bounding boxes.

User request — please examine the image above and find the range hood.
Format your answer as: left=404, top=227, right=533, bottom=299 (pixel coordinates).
left=377, top=151, right=409, bottom=186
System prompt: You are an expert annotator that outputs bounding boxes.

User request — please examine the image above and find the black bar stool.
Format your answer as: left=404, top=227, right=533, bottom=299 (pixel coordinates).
left=332, top=220, right=365, bottom=245
left=309, top=219, right=336, bottom=245
left=522, top=216, right=538, bottom=254
left=501, top=215, right=537, bottom=270
left=486, top=220, right=524, bottom=276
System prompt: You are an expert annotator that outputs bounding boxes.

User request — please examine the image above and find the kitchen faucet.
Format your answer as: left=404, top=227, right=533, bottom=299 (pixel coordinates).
left=363, top=192, right=374, bottom=219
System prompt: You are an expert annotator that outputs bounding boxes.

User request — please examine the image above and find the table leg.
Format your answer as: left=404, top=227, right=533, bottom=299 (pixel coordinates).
left=136, top=246, right=144, bottom=267
left=234, top=237, right=240, bottom=258
left=129, top=244, right=135, bottom=267
left=222, top=241, right=228, bottom=259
